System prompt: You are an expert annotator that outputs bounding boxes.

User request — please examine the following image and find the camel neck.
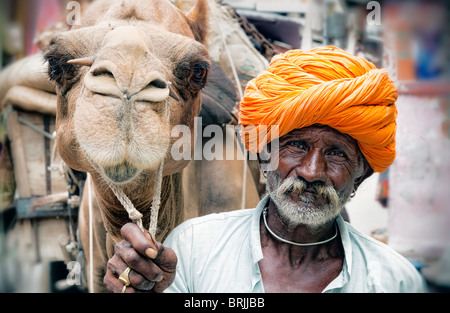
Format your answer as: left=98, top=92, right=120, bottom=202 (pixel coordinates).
left=88, top=171, right=184, bottom=243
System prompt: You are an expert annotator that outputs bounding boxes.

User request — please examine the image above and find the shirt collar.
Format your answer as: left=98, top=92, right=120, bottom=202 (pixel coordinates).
left=250, top=194, right=269, bottom=264
left=323, top=214, right=352, bottom=291
left=336, top=214, right=352, bottom=276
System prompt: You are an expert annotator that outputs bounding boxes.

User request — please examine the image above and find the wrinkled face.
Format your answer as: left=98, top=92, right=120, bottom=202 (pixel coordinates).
left=46, top=21, right=209, bottom=185
left=266, top=125, right=368, bottom=229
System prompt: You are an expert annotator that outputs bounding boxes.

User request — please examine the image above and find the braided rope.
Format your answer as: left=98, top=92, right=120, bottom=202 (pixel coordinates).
left=91, top=160, right=165, bottom=237
left=149, top=161, right=164, bottom=237
left=102, top=173, right=145, bottom=232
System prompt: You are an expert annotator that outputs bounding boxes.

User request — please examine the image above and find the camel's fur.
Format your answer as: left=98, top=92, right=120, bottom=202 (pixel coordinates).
left=44, top=0, right=210, bottom=292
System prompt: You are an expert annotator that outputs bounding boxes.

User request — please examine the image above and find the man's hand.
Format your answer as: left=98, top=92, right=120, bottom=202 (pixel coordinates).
left=104, top=223, right=177, bottom=293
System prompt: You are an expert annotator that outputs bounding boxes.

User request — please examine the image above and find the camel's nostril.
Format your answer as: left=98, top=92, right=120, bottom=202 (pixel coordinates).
left=148, top=79, right=167, bottom=89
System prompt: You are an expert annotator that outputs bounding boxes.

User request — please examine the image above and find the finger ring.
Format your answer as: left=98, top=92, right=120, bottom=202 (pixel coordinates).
left=119, top=267, right=131, bottom=288
left=121, top=285, right=127, bottom=293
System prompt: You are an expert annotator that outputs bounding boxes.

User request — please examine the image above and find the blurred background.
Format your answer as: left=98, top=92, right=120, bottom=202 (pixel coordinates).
left=0, top=0, right=449, bottom=292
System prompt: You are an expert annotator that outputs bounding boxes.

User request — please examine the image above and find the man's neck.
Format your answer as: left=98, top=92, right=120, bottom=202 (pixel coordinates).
left=261, top=200, right=343, bottom=263
left=258, top=201, right=344, bottom=292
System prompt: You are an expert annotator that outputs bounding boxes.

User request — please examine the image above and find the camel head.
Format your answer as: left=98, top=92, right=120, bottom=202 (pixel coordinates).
left=44, top=0, right=209, bottom=185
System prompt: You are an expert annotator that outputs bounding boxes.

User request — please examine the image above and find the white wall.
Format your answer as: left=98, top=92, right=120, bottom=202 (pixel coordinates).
left=346, top=172, right=388, bottom=236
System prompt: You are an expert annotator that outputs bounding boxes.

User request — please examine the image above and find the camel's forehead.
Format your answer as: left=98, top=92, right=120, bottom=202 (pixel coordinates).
left=100, top=0, right=194, bottom=38
left=101, top=26, right=148, bottom=52
left=101, top=23, right=190, bottom=45
left=95, top=23, right=203, bottom=63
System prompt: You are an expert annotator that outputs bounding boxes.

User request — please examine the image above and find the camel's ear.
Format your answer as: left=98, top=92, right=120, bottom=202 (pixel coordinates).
left=44, top=38, right=79, bottom=85
left=67, top=56, right=97, bottom=66
left=44, top=26, right=107, bottom=85
left=185, top=0, right=208, bottom=44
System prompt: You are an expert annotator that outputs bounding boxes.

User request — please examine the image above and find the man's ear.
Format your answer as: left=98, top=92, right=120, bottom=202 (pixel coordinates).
left=256, top=141, right=275, bottom=172
left=185, top=0, right=209, bottom=44
left=256, top=152, right=266, bottom=172
left=353, top=160, right=374, bottom=192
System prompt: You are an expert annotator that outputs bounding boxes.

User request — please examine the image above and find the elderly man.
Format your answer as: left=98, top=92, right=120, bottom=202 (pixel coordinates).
left=104, top=46, right=426, bottom=293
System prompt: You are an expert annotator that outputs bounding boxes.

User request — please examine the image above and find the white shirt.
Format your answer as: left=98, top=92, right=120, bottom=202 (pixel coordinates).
left=163, top=195, right=426, bottom=293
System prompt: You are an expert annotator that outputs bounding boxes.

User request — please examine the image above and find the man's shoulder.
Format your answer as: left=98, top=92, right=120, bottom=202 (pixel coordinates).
left=165, top=208, right=257, bottom=243
left=177, top=208, right=256, bottom=230
left=344, top=222, right=426, bottom=291
left=345, top=222, right=411, bottom=266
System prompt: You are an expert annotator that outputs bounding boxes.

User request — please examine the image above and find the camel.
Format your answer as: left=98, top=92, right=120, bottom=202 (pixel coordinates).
left=42, top=0, right=213, bottom=292
left=0, top=0, right=269, bottom=292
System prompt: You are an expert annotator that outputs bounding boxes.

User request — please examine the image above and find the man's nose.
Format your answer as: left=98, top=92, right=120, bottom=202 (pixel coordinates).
left=295, top=148, right=328, bottom=183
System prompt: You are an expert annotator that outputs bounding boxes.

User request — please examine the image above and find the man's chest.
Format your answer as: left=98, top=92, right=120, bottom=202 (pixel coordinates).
left=258, top=255, right=344, bottom=293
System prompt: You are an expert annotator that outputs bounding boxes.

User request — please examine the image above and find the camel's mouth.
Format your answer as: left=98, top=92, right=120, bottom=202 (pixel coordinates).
left=103, top=161, right=139, bottom=184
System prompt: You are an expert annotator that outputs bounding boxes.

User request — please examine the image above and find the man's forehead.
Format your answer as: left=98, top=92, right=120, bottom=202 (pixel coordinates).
left=281, top=124, right=357, bottom=146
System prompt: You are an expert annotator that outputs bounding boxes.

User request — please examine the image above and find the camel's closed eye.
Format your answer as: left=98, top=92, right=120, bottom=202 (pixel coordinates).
left=92, top=69, right=114, bottom=79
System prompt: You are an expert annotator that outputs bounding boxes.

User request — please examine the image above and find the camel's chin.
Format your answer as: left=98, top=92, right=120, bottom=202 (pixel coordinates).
left=103, top=162, right=139, bottom=184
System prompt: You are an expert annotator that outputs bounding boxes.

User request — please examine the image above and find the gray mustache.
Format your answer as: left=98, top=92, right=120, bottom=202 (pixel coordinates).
left=277, top=177, right=340, bottom=207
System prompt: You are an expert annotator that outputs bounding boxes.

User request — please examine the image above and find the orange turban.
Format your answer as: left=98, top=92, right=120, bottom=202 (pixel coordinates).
left=238, top=46, right=398, bottom=173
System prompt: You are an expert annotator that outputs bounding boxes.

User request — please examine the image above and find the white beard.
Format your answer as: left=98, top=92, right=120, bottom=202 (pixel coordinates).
left=267, top=173, right=350, bottom=231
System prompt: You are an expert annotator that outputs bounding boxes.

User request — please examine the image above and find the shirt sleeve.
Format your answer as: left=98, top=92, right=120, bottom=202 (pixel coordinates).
left=400, top=267, right=428, bottom=293
left=162, top=224, right=193, bottom=293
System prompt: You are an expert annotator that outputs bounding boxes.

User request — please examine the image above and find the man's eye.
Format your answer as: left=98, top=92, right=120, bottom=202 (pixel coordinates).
left=287, top=141, right=307, bottom=150
left=328, top=150, right=347, bottom=158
